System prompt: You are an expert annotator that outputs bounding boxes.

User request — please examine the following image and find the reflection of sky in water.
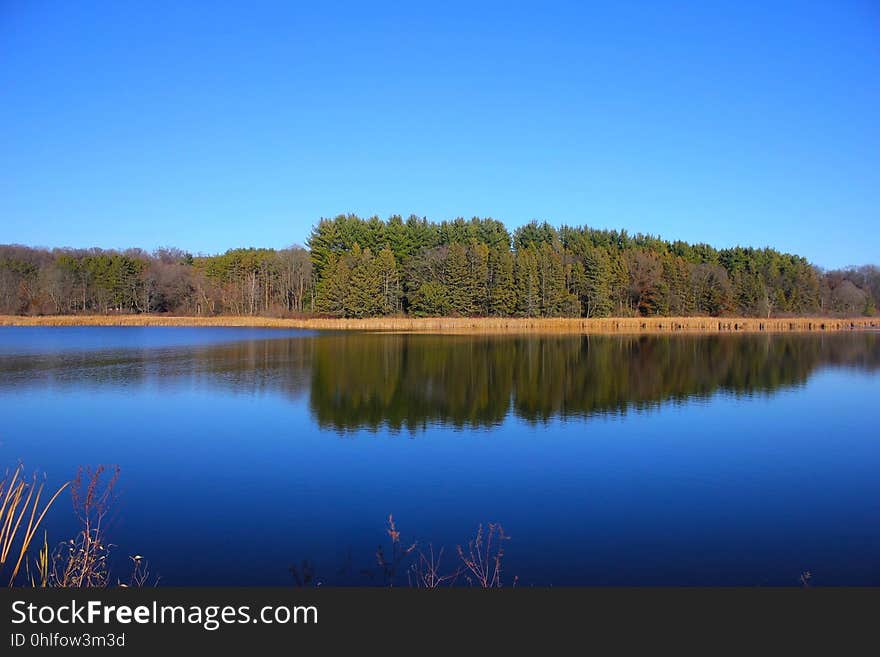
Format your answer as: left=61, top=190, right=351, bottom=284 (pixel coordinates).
left=0, top=326, right=311, bottom=355
left=0, top=328, right=878, bottom=586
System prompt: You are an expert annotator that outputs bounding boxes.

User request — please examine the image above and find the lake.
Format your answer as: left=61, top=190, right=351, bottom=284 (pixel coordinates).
left=1, top=327, right=878, bottom=586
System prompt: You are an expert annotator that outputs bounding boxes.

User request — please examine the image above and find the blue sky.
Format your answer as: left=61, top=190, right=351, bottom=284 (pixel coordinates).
left=1, top=1, right=878, bottom=268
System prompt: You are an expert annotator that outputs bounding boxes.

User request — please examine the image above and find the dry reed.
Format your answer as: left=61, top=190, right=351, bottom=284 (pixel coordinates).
left=409, top=545, right=461, bottom=588
left=457, top=523, right=509, bottom=588
left=0, top=464, right=70, bottom=587
left=376, top=514, right=417, bottom=587
left=0, top=314, right=877, bottom=334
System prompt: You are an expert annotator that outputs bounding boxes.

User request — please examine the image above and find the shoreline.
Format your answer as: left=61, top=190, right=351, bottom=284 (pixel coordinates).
left=0, top=315, right=877, bottom=334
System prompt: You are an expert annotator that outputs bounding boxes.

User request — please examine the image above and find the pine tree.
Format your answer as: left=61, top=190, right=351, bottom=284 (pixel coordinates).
left=385, top=215, right=411, bottom=265
left=410, top=281, right=449, bottom=316
left=307, top=218, right=341, bottom=278
left=347, top=244, right=381, bottom=318
left=580, top=246, right=613, bottom=317
left=488, top=247, right=516, bottom=316
left=446, top=243, right=475, bottom=316
left=609, top=251, right=630, bottom=315
left=375, top=246, right=400, bottom=315
left=469, top=242, right=490, bottom=315
left=316, top=253, right=349, bottom=316
left=537, top=242, right=567, bottom=316
left=515, top=247, right=540, bottom=317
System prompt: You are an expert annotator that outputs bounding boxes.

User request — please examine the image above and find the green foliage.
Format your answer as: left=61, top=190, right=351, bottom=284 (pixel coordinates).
left=488, top=247, right=516, bottom=316
left=515, top=247, right=540, bottom=317
left=535, top=242, right=570, bottom=317
left=375, top=246, right=400, bottom=315
left=513, top=220, right=557, bottom=249
left=446, top=243, right=476, bottom=316
left=578, top=246, right=613, bottom=317
left=1, top=215, right=874, bottom=318
left=347, top=244, right=382, bottom=318
left=410, top=281, right=450, bottom=316
left=470, top=242, right=490, bottom=315
left=316, top=253, right=350, bottom=316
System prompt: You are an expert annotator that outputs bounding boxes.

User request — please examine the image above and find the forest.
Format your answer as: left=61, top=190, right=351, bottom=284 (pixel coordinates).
left=1, top=215, right=877, bottom=318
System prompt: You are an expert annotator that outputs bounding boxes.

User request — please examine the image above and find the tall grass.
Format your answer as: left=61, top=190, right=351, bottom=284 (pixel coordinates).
left=1, top=314, right=877, bottom=334
left=2, top=463, right=154, bottom=589
left=456, top=523, right=510, bottom=588
left=0, top=464, right=69, bottom=587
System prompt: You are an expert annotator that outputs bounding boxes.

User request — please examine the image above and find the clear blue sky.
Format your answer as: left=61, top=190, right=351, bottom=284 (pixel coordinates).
left=1, top=1, right=878, bottom=268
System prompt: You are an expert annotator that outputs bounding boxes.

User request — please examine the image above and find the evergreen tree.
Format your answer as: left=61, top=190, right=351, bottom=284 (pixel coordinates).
left=316, top=253, right=350, bottom=316
left=514, top=220, right=557, bottom=249
left=308, top=218, right=342, bottom=278
left=488, top=247, right=516, bottom=316
left=537, top=242, right=568, bottom=316
left=385, top=215, right=411, bottom=266
left=609, top=251, right=630, bottom=315
left=410, top=281, right=449, bottom=316
left=469, top=242, right=490, bottom=315
left=376, top=246, right=400, bottom=315
left=446, top=243, right=475, bottom=316
left=347, top=244, right=381, bottom=317
left=515, top=247, right=540, bottom=317
left=580, top=246, right=613, bottom=317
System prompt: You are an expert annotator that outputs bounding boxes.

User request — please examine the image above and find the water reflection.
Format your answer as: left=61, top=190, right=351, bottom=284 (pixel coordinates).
left=310, top=333, right=880, bottom=430
left=2, top=331, right=878, bottom=432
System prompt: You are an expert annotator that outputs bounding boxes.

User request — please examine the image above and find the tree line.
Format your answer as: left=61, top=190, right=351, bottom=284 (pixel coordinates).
left=1, top=214, right=877, bottom=317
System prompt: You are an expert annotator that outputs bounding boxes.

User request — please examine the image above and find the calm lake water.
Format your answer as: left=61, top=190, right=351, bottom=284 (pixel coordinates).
left=1, top=327, right=878, bottom=586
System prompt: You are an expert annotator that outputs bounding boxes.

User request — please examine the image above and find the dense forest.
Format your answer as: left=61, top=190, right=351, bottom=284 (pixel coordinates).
left=1, top=215, right=877, bottom=318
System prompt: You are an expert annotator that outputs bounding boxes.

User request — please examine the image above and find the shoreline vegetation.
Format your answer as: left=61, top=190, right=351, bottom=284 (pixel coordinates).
left=0, top=314, right=877, bottom=333
left=3, top=460, right=506, bottom=588
left=1, top=463, right=155, bottom=588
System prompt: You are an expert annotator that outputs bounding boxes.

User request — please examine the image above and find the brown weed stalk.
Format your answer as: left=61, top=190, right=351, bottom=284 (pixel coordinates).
left=121, top=555, right=157, bottom=587
left=409, top=544, right=461, bottom=588
left=376, top=514, right=416, bottom=587
left=457, top=523, right=509, bottom=588
left=50, top=465, right=120, bottom=588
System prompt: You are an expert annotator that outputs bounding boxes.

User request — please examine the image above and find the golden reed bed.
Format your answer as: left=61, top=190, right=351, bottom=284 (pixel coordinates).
left=0, top=315, right=877, bottom=334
